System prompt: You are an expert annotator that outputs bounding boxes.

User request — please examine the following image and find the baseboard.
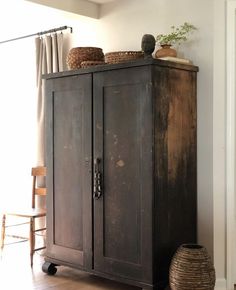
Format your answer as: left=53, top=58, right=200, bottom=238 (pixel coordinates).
left=215, top=278, right=227, bottom=290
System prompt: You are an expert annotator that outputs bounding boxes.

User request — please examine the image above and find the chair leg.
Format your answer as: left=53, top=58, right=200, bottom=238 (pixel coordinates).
left=0, top=214, right=6, bottom=256
left=29, top=217, right=35, bottom=267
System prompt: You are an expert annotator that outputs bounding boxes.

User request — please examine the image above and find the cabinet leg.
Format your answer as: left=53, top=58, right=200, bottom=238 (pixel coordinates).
left=42, top=261, right=58, bottom=275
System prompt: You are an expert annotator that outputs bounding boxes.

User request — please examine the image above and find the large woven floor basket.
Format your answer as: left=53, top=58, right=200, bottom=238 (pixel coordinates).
left=169, top=244, right=215, bottom=290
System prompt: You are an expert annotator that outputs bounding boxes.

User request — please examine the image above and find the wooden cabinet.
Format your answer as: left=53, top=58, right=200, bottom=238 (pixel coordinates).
left=42, top=59, right=198, bottom=290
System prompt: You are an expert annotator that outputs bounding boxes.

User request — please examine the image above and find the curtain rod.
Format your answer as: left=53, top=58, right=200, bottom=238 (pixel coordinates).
left=0, top=25, right=73, bottom=45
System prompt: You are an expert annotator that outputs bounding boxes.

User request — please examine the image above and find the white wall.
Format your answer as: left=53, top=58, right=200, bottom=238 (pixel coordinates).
left=0, top=1, right=101, bottom=66
left=213, top=0, right=226, bottom=286
left=0, top=1, right=100, bottom=206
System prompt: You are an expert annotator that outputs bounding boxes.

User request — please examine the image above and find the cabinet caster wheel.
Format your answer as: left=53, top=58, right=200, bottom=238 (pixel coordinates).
left=42, top=261, right=57, bottom=275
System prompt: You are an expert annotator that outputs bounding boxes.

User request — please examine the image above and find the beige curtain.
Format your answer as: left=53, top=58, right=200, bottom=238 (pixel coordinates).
left=35, top=33, right=64, bottom=167
left=34, top=34, right=64, bottom=246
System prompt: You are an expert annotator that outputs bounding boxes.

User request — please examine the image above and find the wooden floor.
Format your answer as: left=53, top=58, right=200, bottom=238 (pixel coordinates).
left=0, top=242, right=140, bottom=290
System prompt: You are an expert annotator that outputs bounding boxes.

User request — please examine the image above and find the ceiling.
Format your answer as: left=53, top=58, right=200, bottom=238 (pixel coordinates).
left=26, top=0, right=117, bottom=19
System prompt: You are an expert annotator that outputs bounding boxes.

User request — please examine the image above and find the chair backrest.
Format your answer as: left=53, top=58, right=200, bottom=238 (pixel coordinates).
left=31, top=166, right=46, bottom=208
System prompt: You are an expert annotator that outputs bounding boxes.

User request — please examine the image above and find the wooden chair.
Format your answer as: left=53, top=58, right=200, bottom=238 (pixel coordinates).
left=0, top=166, right=46, bottom=267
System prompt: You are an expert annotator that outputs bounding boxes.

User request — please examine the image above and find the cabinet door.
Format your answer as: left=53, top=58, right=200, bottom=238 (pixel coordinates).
left=45, top=74, right=92, bottom=270
left=93, top=67, right=153, bottom=283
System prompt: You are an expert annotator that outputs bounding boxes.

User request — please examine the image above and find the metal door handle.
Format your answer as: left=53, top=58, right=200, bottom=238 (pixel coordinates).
left=93, top=158, right=102, bottom=199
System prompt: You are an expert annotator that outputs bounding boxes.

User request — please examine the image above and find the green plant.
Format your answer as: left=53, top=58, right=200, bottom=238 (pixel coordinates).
left=156, top=22, right=197, bottom=46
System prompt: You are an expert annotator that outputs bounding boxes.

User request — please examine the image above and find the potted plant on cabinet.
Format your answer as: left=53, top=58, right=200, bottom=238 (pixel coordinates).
left=155, top=22, right=197, bottom=58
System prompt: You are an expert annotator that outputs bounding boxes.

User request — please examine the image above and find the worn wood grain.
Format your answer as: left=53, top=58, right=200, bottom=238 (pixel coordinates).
left=44, top=59, right=197, bottom=290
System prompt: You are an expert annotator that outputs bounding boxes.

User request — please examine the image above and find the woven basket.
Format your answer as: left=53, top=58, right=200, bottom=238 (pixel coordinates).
left=104, top=51, right=144, bottom=64
left=80, top=60, right=105, bottom=68
left=67, top=47, right=104, bottom=70
left=169, top=244, right=215, bottom=290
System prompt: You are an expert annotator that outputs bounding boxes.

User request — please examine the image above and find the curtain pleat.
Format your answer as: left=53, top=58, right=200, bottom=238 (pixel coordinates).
left=57, top=33, right=64, bottom=72
left=35, top=37, right=44, bottom=166
left=35, top=33, right=63, bottom=167
left=35, top=37, right=41, bottom=87
left=52, top=33, right=59, bottom=73
left=45, top=35, right=52, bottom=74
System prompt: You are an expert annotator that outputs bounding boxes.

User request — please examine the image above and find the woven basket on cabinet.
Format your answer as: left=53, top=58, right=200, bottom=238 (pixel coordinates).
left=80, top=60, right=105, bottom=68
left=104, top=51, right=144, bottom=64
left=67, top=47, right=104, bottom=70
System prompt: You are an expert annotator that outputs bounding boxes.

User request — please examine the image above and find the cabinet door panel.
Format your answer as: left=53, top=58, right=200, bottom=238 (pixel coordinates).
left=93, top=67, right=153, bottom=283
left=45, top=75, right=92, bottom=269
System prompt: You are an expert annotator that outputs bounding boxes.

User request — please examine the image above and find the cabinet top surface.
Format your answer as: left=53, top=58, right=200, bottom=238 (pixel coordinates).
left=43, top=58, right=198, bottom=80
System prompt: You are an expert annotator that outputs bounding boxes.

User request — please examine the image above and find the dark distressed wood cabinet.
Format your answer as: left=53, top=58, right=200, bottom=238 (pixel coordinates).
left=42, top=59, right=198, bottom=290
